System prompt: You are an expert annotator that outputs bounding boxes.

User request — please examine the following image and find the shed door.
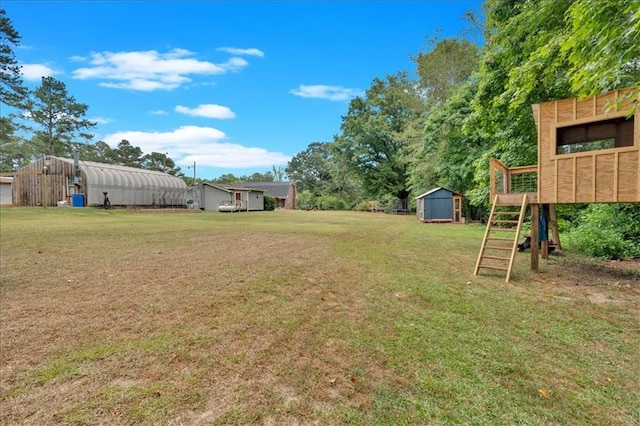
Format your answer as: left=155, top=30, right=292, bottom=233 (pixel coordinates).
left=425, top=197, right=452, bottom=220
left=452, top=196, right=462, bottom=223
left=235, top=192, right=242, bottom=208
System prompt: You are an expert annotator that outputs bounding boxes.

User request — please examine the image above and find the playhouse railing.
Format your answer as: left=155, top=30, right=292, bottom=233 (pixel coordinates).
left=489, top=158, right=538, bottom=202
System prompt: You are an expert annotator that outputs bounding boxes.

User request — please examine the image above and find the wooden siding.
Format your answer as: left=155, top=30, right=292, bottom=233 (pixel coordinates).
left=12, top=157, right=82, bottom=207
left=536, top=88, right=639, bottom=204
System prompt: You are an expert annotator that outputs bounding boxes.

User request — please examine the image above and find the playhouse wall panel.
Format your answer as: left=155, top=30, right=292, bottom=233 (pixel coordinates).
left=617, top=151, right=639, bottom=202
left=575, top=156, right=594, bottom=202
left=576, top=97, right=595, bottom=120
left=555, top=157, right=575, bottom=203
left=538, top=161, right=556, bottom=204
left=595, top=153, right=616, bottom=202
left=556, top=98, right=575, bottom=123
left=596, top=91, right=618, bottom=113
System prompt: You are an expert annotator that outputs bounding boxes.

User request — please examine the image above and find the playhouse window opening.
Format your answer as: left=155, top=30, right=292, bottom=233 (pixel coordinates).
left=556, top=116, right=634, bottom=155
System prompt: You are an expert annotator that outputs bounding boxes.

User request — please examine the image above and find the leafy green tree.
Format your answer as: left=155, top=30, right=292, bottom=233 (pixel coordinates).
left=246, top=171, right=274, bottom=182
left=93, top=141, right=115, bottom=163
left=327, top=157, right=364, bottom=209
left=462, top=0, right=575, bottom=206
left=271, top=165, right=285, bottom=182
left=70, top=142, right=102, bottom=163
left=412, top=37, right=480, bottom=106
left=286, top=141, right=364, bottom=209
left=110, top=139, right=142, bottom=168
left=0, top=9, right=29, bottom=171
left=211, top=173, right=239, bottom=184
left=139, top=151, right=183, bottom=176
left=410, top=81, right=484, bottom=196
left=562, top=0, right=640, bottom=104
left=334, top=72, right=426, bottom=209
left=0, top=9, right=27, bottom=111
left=28, top=76, right=96, bottom=156
left=140, top=151, right=168, bottom=172
left=286, top=142, right=334, bottom=196
left=0, top=119, right=23, bottom=171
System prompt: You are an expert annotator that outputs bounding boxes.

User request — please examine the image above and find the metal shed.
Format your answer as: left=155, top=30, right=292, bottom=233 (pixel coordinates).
left=12, top=155, right=188, bottom=207
left=416, top=187, right=464, bottom=223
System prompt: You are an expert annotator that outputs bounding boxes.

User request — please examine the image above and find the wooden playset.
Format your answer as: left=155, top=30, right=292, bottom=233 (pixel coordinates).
left=475, top=87, right=639, bottom=281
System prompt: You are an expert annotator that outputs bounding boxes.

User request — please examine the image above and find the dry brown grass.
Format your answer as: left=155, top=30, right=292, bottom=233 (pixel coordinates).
left=1, top=208, right=638, bottom=425
left=1, top=209, right=396, bottom=424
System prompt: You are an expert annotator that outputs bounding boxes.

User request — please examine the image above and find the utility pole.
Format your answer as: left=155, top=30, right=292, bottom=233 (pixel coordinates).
left=188, top=161, right=197, bottom=209
left=188, top=161, right=196, bottom=183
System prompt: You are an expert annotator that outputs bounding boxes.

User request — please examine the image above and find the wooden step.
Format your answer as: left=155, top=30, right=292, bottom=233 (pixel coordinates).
left=489, top=227, right=518, bottom=232
left=492, top=219, right=520, bottom=224
left=477, top=264, right=508, bottom=271
left=481, top=255, right=510, bottom=261
left=487, top=236, right=513, bottom=241
left=485, top=246, right=512, bottom=251
left=492, top=211, right=521, bottom=215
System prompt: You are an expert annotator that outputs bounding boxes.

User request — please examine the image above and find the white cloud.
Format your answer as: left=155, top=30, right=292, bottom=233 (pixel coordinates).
left=103, top=126, right=290, bottom=168
left=90, top=116, right=112, bottom=124
left=175, top=104, right=236, bottom=119
left=21, top=63, right=58, bottom=81
left=217, top=47, right=265, bottom=57
left=72, top=48, right=250, bottom=91
left=69, top=55, right=87, bottom=62
left=149, top=110, right=169, bottom=115
left=289, top=84, right=363, bottom=101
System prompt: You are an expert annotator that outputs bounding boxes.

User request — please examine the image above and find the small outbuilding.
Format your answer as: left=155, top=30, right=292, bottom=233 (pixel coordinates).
left=12, top=155, right=188, bottom=208
left=416, top=187, right=465, bottom=223
left=196, top=182, right=264, bottom=212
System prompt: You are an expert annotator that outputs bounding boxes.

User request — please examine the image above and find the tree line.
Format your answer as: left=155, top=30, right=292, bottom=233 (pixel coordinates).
left=2, top=3, right=639, bottom=258
left=284, top=0, right=639, bottom=258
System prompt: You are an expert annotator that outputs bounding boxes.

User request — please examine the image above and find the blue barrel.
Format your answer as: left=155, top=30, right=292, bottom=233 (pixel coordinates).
left=72, top=193, right=85, bottom=207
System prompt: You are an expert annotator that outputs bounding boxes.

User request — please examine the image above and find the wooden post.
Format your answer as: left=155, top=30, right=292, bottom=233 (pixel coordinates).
left=530, top=204, right=539, bottom=271
left=541, top=204, right=549, bottom=259
left=549, top=203, right=561, bottom=250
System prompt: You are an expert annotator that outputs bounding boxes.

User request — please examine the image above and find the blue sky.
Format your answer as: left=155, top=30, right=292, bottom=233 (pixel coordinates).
left=5, top=1, right=482, bottom=180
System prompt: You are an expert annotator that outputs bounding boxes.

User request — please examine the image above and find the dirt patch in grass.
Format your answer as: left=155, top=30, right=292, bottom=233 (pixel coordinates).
left=516, top=252, right=640, bottom=310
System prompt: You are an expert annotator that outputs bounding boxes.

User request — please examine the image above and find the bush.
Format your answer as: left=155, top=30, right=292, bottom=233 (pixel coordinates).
left=354, top=201, right=372, bottom=211
left=316, top=194, right=349, bottom=210
left=564, top=204, right=640, bottom=259
left=264, top=195, right=275, bottom=211
left=565, top=226, right=631, bottom=260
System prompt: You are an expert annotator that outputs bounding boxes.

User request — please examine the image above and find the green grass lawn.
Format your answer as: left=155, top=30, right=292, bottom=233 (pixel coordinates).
left=1, top=207, right=638, bottom=425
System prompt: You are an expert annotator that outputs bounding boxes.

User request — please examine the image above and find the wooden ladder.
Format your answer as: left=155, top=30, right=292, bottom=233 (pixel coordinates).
left=474, top=194, right=528, bottom=282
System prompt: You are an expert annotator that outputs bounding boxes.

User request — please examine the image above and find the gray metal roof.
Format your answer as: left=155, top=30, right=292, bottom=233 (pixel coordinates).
left=56, top=157, right=187, bottom=190
left=415, top=187, right=464, bottom=199
left=236, top=182, right=292, bottom=198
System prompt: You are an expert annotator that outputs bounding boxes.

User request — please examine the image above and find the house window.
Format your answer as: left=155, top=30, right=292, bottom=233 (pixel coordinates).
left=556, top=116, right=634, bottom=155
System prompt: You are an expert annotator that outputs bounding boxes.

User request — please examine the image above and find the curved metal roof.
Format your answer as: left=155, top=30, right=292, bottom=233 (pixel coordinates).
left=56, top=157, right=187, bottom=190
